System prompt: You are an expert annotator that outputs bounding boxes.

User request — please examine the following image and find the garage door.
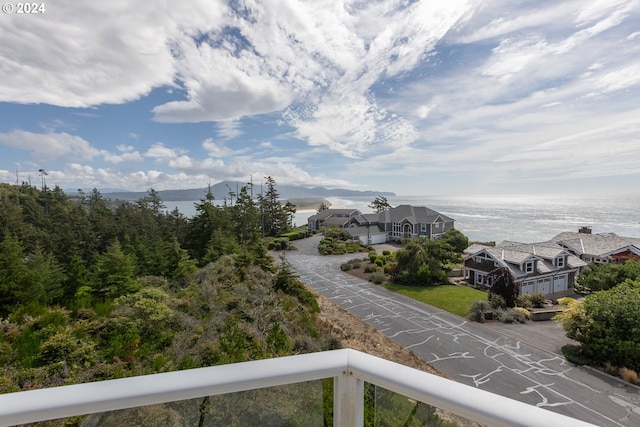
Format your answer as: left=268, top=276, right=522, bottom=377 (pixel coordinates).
left=537, top=278, right=551, bottom=295
left=370, top=233, right=387, bottom=245
left=521, top=282, right=534, bottom=296
left=553, top=275, right=568, bottom=293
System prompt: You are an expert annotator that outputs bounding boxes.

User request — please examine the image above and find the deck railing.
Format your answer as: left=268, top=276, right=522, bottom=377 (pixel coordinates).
left=0, top=349, right=597, bottom=427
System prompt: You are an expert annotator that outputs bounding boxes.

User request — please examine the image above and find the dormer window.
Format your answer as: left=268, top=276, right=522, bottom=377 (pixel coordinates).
left=556, top=256, right=565, bottom=268
left=525, top=261, right=534, bottom=273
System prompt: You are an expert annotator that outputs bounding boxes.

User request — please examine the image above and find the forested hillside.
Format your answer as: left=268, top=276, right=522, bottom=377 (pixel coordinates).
left=0, top=179, right=327, bottom=385
left=0, top=181, right=460, bottom=426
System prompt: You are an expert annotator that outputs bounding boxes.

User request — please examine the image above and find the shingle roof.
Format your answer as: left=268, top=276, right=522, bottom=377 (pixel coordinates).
left=351, top=213, right=381, bottom=225
left=463, top=243, right=492, bottom=255
left=550, top=232, right=640, bottom=257
left=465, top=240, right=587, bottom=278
left=497, top=242, right=565, bottom=259
left=308, top=209, right=360, bottom=221
left=381, top=205, right=454, bottom=224
left=346, top=225, right=386, bottom=237
left=322, top=217, right=352, bottom=227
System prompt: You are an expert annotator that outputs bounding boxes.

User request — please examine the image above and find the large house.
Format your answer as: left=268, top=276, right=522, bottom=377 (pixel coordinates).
left=307, top=209, right=361, bottom=232
left=463, top=241, right=587, bottom=296
left=307, top=205, right=455, bottom=245
left=463, top=227, right=640, bottom=297
left=549, top=227, right=640, bottom=264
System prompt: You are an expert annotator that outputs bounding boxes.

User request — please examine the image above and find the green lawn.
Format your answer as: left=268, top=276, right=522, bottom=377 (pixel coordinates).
left=383, top=283, right=488, bottom=317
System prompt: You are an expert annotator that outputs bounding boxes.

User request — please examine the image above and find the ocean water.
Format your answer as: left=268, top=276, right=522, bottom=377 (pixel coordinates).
left=167, top=193, right=640, bottom=244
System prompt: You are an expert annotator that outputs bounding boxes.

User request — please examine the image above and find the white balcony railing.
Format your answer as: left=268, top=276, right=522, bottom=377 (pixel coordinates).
left=0, top=348, right=597, bottom=427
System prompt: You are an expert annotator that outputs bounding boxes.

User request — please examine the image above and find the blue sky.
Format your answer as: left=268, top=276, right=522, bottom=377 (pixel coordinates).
left=1, top=0, right=639, bottom=196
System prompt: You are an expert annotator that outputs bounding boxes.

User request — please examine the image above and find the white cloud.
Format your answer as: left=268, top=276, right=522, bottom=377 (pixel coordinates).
left=202, top=139, right=233, bottom=158
left=144, top=143, right=186, bottom=162
left=0, top=0, right=227, bottom=107
left=216, top=120, right=243, bottom=140
left=0, top=130, right=99, bottom=162
left=586, top=64, right=640, bottom=95
left=100, top=150, right=144, bottom=164
left=16, top=157, right=354, bottom=192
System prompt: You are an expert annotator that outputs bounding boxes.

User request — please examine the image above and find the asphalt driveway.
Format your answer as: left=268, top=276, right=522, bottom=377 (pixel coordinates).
left=284, top=235, right=640, bottom=427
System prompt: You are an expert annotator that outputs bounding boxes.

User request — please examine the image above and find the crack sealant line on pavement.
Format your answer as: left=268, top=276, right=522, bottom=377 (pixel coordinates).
left=296, top=263, right=572, bottom=367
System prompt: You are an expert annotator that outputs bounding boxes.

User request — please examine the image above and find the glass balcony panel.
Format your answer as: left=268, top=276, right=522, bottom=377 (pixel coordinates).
left=78, top=381, right=325, bottom=427
left=370, top=383, right=479, bottom=427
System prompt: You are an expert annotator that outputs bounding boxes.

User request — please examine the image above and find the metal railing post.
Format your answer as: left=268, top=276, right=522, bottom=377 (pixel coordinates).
left=334, top=370, right=364, bottom=427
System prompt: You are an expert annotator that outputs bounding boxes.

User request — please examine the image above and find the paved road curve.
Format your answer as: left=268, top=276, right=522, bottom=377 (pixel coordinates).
left=285, top=236, right=640, bottom=427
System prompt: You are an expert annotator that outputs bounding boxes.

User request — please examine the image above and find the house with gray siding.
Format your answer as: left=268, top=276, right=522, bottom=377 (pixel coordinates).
left=463, top=241, right=587, bottom=296
left=307, top=205, right=456, bottom=245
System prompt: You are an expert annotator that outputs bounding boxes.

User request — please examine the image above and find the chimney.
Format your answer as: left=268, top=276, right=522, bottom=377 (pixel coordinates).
left=578, top=226, right=592, bottom=234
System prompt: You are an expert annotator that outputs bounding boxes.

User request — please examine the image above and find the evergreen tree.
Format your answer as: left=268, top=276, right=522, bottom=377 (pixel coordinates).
left=0, top=234, right=38, bottom=313
left=317, top=201, right=329, bottom=213
left=27, top=246, right=66, bottom=305
left=258, top=176, right=290, bottom=237
left=64, top=254, right=89, bottom=303
left=369, top=195, right=391, bottom=213
left=87, top=189, right=119, bottom=253
left=186, top=198, right=222, bottom=262
left=395, top=238, right=459, bottom=285
left=93, top=240, right=140, bottom=299
left=233, top=185, right=261, bottom=244
left=160, top=238, right=198, bottom=279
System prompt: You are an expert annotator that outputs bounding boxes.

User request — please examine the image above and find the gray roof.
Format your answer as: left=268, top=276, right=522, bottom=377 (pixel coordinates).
left=351, top=213, right=381, bottom=225
left=465, top=240, right=587, bottom=279
left=550, top=231, right=640, bottom=257
left=322, top=217, right=352, bottom=227
left=463, top=243, right=493, bottom=255
left=380, top=205, right=454, bottom=225
left=346, top=224, right=386, bottom=237
left=308, top=209, right=361, bottom=222
left=496, top=241, right=566, bottom=260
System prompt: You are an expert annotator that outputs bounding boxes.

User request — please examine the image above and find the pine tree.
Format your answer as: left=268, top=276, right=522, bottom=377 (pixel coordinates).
left=0, top=234, right=39, bottom=313
left=93, top=240, right=140, bottom=299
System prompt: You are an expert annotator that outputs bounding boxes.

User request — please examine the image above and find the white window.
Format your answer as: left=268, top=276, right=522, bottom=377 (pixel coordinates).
left=556, top=257, right=564, bottom=268
left=421, top=224, right=426, bottom=232
left=525, top=261, right=534, bottom=273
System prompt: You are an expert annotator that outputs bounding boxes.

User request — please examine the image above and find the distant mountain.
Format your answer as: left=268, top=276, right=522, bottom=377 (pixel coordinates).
left=101, top=182, right=395, bottom=202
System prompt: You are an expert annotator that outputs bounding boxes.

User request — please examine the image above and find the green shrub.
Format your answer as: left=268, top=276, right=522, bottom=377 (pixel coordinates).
left=494, top=307, right=528, bottom=324
left=333, top=243, right=346, bottom=255
left=382, top=250, right=391, bottom=256
left=369, top=272, right=386, bottom=284
left=280, top=231, right=307, bottom=241
left=530, top=293, right=546, bottom=308
left=514, top=307, right=531, bottom=321
left=351, top=262, right=361, bottom=269
left=364, top=264, right=377, bottom=273
left=340, top=263, right=352, bottom=271
left=561, top=344, right=591, bottom=365
left=468, top=300, right=490, bottom=322
left=374, top=258, right=384, bottom=267
left=489, top=293, right=506, bottom=309
left=369, top=253, right=377, bottom=264
left=516, top=294, right=532, bottom=308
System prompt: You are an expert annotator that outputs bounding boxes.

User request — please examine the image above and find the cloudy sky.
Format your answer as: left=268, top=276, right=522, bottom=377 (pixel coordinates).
left=1, top=0, right=639, bottom=196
